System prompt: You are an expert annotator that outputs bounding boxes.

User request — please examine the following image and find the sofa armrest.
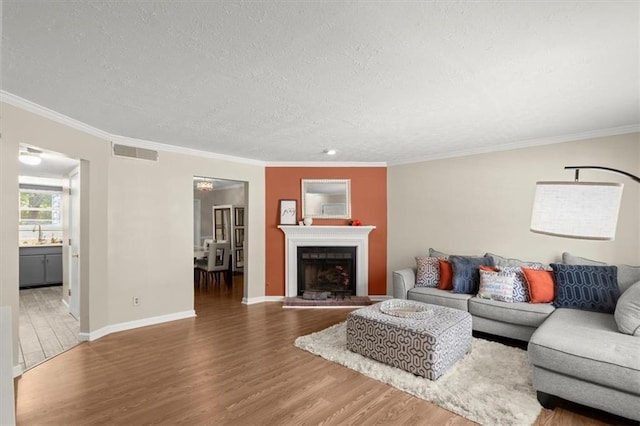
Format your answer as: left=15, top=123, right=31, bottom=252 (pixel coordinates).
left=392, top=268, right=417, bottom=299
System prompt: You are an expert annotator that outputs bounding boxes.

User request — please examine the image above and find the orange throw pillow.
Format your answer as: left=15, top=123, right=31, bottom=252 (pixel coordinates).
left=438, top=259, right=453, bottom=290
left=522, top=268, right=555, bottom=303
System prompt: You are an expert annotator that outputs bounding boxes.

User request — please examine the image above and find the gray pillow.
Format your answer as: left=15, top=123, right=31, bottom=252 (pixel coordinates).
left=485, top=252, right=547, bottom=269
left=562, top=252, right=640, bottom=294
left=428, top=248, right=449, bottom=260
left=614, top=281, right=640, bottom=336
left=449, top=255, right=494, bottom=294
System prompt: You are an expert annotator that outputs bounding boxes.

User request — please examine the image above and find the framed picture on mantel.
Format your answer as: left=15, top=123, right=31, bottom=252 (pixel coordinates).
left=279, top=199, right=297, bottom=225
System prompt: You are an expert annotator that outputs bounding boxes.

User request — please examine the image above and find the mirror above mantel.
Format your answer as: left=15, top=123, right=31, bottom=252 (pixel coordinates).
left=301, top=179, right=351, bottom=219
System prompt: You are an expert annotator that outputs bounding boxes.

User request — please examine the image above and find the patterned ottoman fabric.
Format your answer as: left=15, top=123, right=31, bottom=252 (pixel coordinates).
left=346, top=299, right=472, bottom=380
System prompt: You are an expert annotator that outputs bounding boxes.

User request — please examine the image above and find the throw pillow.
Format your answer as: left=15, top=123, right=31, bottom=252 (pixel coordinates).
left=478, top=269, right=516, bottom=302
left=485, top=252, right=548, bottom=269
left=562, top=252, right=640, bottom=294
left=551, top=264, right=620, bottom=314
left=415, top=256, right=440, bottom=288
left=449, top=255, right=495, bottom=294
left=614, top=281, right=640, bottom=336
left=429, top=248, right=449, bottom=260
left=498, top=266, right=533, bottom=303
left=437, top=259, right=453, bottom=290
left=522, top=268, right=555, bottom=303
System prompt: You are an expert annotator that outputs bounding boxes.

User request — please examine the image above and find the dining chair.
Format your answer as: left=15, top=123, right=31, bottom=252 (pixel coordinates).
left=195, top=242, right=231, bottom=289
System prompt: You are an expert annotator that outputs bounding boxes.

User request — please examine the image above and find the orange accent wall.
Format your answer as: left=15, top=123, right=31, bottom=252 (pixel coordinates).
left=265, top=167, right=387, bottom=296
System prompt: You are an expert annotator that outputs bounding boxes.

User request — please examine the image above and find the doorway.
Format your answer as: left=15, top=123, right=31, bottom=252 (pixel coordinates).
left=18, top=145, right=81, bottom=370
left=193, top=177, right=247, bottom=302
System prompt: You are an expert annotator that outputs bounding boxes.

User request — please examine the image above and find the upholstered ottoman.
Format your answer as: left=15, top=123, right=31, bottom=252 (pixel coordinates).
left=346, top=299, right=472, bottom=380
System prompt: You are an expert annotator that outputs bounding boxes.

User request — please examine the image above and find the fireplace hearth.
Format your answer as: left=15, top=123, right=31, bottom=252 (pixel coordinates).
left=297, top=246, right=356, bottom=297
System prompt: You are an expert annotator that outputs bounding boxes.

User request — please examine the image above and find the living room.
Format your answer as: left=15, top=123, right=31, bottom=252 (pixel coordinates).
left=1, top=1, right=639, bottom=425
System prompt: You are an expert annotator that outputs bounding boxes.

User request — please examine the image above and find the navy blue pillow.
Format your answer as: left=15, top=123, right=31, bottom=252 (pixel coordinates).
left=449, top=255, right=495, bottom=294
left=551, top=264, right=620, bottom=313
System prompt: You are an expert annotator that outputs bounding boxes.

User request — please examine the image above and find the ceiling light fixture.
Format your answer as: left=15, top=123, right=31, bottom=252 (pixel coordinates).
left=530, top=166, right=639, bottom=240
left=195, top=180, right=214, bottom=191
left=19, top=148, right=42, bottom=166
left=324, top=149, right=337, bottom=156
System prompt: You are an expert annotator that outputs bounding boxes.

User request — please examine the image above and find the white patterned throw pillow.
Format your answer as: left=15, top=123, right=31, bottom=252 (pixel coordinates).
left=478, top=269, right=516, bottom=302
left=415, top=256, right=440, bottom=287
left=498, top=266, right=531, bottom=302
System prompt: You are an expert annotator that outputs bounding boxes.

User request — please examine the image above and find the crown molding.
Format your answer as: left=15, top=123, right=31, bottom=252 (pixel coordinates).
left=1, top=90, right=266, bottom=166
left=265, top=161, right=388, bottom=167
left=387, top=124, right=640, bottom=166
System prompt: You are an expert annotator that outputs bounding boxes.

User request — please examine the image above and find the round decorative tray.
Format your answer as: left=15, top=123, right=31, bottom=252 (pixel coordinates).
left=379, top=299, right=433, bottom=320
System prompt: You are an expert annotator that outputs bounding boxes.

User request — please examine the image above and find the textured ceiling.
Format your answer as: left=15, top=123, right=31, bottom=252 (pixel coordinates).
left=2, top=1, right=639, bottom=164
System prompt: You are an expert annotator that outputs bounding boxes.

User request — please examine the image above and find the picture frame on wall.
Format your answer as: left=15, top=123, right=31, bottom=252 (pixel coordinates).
left=279, top=199, right=297, bottom=225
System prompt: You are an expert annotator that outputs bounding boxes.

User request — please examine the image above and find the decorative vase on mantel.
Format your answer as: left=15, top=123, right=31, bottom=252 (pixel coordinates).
left=303, top=217, right=313, bottom=226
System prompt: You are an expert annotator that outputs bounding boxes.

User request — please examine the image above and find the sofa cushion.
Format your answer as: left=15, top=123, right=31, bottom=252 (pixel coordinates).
left=449, top=255, right=494, bottom=294
left=407, top=287, right=472, bottom=311
left=615, top=281, right=640, bottom=336
left=528, top=308, right=640, bottom=396
left=478, top=269, right=515, bottom=302
left=522, top=268, right=555, bottom=303
left=562, top=252, right=640, bottom=294
left=551, top=264, right=620, bottom=314
left=415, top=256, right=440, bottom=287
left=469, top=298, right=555, bottom=327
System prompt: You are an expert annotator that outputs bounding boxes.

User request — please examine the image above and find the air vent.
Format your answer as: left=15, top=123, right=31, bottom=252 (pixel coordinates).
left=112, top=143, right=159, bottom=162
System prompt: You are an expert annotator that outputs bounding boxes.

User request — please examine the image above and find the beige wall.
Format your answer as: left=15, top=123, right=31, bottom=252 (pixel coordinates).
left=1, top=102, right=266, bottom=373
left=387, top=133, right=640, bottom=293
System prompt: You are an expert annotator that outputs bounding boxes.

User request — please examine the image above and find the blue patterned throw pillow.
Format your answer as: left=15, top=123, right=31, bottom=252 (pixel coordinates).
left=551, top=264, right=620, bottom=313
left=449, top=255, right=495, bottom=294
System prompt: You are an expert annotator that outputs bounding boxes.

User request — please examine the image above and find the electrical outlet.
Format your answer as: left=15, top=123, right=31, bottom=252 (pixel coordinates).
left=132, top=296, right=140, bottom=306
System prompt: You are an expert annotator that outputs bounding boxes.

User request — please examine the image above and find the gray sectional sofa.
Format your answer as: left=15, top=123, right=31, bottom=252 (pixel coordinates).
left=392, top=252, right=640, bottom=422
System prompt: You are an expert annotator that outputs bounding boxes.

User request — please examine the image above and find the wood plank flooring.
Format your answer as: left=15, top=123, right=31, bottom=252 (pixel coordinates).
left=18, top=285, right=80, bottom=371
left=15, top=278, right=632, bottom=425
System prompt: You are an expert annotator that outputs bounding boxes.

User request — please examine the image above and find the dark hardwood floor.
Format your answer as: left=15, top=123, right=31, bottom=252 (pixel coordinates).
left=14, top=276, right=627, bottom=425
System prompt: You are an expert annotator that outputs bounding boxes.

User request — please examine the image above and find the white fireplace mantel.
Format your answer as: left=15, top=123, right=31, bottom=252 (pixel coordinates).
left=278, top=225, right=376, bottom=297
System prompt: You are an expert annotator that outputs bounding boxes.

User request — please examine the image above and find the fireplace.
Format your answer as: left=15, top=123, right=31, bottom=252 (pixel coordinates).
left=297, top=246, right=356, bottom=296
left=278, top=225, right=375, bottom=297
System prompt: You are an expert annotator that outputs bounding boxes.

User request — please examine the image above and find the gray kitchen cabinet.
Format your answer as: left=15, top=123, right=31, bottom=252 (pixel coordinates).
left=19, top=245, right=63, bottom=288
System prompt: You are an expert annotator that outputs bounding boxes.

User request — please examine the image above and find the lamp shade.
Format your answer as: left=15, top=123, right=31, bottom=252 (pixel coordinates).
left=530, top=181, right=623, bottom=240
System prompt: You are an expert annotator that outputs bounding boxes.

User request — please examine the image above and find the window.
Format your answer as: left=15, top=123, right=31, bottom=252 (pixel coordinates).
left=19, top=188, right=62, bottom=226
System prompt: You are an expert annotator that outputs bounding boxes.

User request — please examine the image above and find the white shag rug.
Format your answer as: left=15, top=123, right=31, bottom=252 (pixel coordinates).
left=294, top=322, right=541, bottom=426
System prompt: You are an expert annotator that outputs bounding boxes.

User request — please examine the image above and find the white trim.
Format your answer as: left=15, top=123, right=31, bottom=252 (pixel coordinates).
left=266, top=161, right=388, bottom=167
left=0, top=90, right=264, bottom=166
left=278, top=225, right=376, bottom=297
left=387, top=125, right=640, bottom=166
left=13, top=364, right=23, bottom=378
left=369, top=295, right=392, bottom=301
left=242, top=296, right=284, bottom=304
left=78, top=310, right=196, bottom=342
left=5, top=90, right=636, bottom=167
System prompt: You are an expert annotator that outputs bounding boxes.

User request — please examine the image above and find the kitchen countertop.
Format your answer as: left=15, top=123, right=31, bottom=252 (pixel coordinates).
left=19, top=242, right=64, bottom=248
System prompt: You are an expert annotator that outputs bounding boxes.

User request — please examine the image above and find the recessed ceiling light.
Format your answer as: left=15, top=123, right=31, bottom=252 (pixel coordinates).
left=323, top=149, right=337, bottom=156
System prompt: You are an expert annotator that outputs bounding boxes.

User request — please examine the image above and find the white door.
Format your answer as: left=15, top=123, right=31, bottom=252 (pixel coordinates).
left=69, top=169, right=80, bottom=319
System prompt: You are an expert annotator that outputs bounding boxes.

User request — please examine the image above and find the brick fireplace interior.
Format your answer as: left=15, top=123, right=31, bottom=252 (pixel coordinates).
left=297, top=246, right=357, bottom=296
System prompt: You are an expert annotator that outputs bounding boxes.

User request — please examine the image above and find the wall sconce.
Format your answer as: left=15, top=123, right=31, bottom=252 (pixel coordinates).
left=530, top=166, right=639, bottom=240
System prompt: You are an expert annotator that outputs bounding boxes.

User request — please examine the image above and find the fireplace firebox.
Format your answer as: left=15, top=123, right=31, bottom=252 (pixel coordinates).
left=297, top=246, right=357, bottom=296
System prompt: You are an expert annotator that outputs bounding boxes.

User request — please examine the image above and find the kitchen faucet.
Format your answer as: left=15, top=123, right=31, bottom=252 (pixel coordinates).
left=32, top=224, right=43, bottom=242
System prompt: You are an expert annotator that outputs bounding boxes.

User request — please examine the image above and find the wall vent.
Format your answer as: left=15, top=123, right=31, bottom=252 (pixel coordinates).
left=112, top=143, right=159, bottom=162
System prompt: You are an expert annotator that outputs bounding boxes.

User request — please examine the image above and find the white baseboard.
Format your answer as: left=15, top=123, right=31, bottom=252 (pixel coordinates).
left=242, top=296, right=284, bottom=305
left=369, top=295, right=392, bottom=301
left=79, top=310, right=196, bottom=342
